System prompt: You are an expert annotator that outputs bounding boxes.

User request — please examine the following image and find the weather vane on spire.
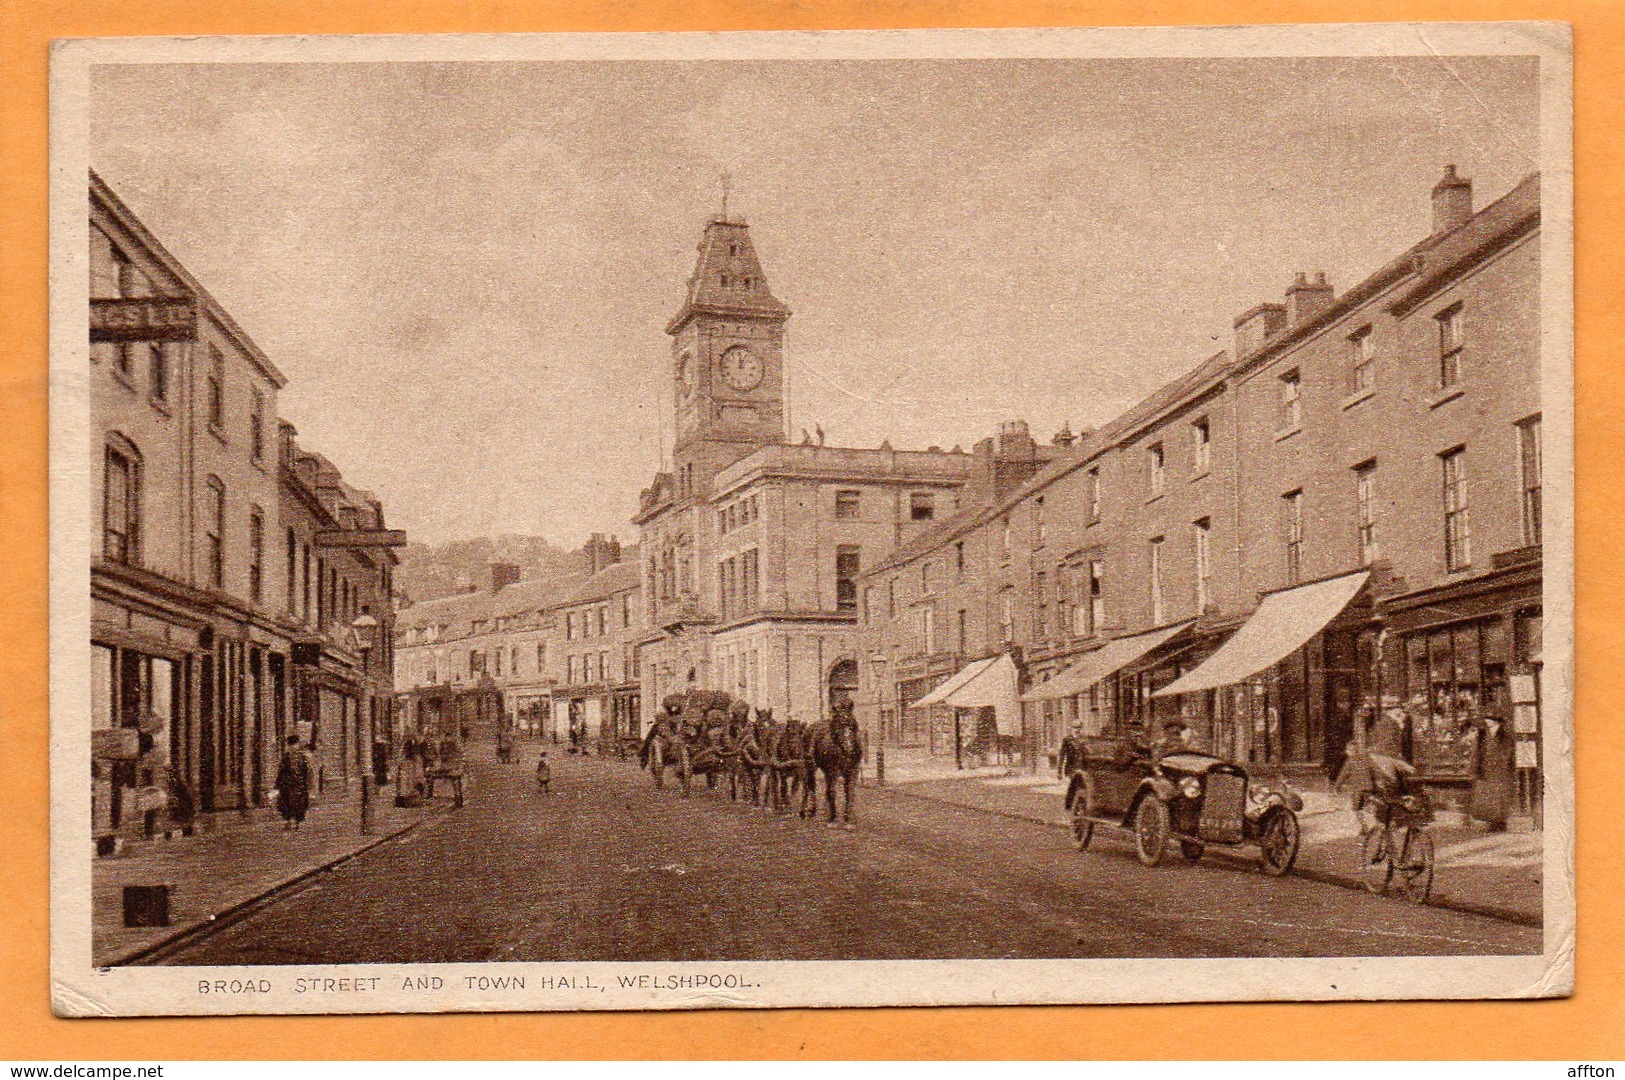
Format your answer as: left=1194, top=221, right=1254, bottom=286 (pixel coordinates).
left=720, top=171, right=733, bottom=221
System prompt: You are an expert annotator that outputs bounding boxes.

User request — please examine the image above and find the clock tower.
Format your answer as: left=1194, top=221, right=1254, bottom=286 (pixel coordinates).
left=665, top=214, right=790, bottom=486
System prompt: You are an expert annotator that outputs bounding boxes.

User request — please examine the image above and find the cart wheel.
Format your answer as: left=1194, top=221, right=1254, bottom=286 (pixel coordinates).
left=1396, top=828, right=1435, bottom=904
left=1259, top=808, right=1300, bottom=876
left=1133, top=797, right=1170, bottom=868
left=1361, top=826, right=1393, bottom=894
left=1180, top=840, right=1205, bottom=862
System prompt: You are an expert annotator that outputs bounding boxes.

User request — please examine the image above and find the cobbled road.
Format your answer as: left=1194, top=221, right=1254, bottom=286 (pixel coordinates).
left=159, top=743, right=1539, bottom=964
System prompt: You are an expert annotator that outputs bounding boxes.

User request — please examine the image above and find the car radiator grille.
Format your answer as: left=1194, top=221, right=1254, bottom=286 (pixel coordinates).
left=1199, top=772, right=1246, bottom=843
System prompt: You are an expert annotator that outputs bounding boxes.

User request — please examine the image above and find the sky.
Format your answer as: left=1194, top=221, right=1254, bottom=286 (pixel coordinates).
left=90, top=55, right=1539, bottom=547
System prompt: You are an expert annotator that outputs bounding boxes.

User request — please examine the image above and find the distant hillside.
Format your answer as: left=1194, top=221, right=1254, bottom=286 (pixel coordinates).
left=394, top=535, right=589, bottom=603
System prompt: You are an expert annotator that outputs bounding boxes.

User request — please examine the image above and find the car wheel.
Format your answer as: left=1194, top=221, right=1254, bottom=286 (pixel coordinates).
left=1133, top=797, right=1170, bottom=867
left=1068, top=774, right=1096, bottom=850
left=1070, top=790, right=1094, bottom=852
left=1259, top=809, right=1301, bottom=877
left=1180, top=839, right=1205, bottom=862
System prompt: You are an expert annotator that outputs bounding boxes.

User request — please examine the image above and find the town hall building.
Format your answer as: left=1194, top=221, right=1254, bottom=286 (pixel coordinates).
left=632, top=212, right=993, bottom=724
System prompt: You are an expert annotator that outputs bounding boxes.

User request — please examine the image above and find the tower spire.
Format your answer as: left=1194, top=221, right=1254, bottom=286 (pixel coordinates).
left=720, top=171, right=732, bottom=222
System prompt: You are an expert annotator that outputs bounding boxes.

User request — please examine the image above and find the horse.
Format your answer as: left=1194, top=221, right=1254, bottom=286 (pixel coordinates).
left=729, top=706, right=766, bottom=804
left=767, top=716, right=810, bottom=815
left=639, top=712, right=692, bottom=795
left=809, top=705, right=864, bottom=825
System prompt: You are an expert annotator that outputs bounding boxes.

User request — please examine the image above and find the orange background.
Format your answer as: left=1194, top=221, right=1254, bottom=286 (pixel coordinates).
left=1, top=0, right=1618, bottom=1061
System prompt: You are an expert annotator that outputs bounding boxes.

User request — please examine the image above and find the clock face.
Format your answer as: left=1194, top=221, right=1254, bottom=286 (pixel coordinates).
left=720, top=345, right=764, bottom=391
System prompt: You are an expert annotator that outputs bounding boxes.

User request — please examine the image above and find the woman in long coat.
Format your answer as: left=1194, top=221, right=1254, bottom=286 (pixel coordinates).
left=1469, top=715, right=1515, bottom=830
left=274, top=735, right=312, bottom=830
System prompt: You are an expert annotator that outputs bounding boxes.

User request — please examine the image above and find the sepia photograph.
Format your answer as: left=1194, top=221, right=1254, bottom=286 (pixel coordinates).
left=48, top=24, right=1573, bottom=1015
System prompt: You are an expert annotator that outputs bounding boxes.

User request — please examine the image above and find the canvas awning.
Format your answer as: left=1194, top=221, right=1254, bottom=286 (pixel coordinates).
left=941, top=653, right=1022, bottom=736
left=909, top=655, right=999, bottom=708
left=1152, top=570, right=1370, bottom=697
left=1019, top=621, right=1196, bottom=702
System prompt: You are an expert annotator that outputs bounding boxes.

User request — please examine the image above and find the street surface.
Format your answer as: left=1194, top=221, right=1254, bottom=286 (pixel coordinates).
left=158, top=744, right=1539, bottom=964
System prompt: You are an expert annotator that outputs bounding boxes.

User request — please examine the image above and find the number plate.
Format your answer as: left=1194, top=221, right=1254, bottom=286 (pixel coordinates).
left=1200, top=772, right=1246, bottom=843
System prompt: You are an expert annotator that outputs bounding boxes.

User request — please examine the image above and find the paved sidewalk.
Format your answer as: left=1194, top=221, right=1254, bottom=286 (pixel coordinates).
left=93, top=784, right=448, bottom=967
left=881, top=769, right=1545, bottom=926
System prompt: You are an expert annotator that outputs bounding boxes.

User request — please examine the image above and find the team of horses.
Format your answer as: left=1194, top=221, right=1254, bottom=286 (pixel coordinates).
left=638, top=692, right=864, bottom=825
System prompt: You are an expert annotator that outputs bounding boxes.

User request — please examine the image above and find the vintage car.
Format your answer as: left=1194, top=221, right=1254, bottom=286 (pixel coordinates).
left=1063, top=736, right=1303, bottom=875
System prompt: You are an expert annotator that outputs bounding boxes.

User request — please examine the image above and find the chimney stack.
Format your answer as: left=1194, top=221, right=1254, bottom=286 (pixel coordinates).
left=1432, top=164, right=1473, bottom=234
left=1051, top=422, right=1077, bottom=449
left=1285, top=272, right=1334, bottom=325
left=489, top=562, right=521, bottom=592
left=584, top=533, right=622, bottom=575
left=1233, top=302, right=1287, bottom=358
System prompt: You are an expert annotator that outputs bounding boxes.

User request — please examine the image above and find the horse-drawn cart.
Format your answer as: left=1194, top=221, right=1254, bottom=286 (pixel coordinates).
left=639, top=689, right=740, bottom=796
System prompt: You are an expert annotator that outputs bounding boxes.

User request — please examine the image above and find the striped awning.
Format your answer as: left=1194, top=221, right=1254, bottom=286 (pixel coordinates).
left=1020, top=621, right=1196, bottom=702
left=909, top=656, right=999, bottom=708
left=1153, top=570, right=1369, bottom=697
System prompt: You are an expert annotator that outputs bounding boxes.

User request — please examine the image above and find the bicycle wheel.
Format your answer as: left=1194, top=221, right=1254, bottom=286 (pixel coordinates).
left=1396, top=828, right=1435, bottom=904
left=1361, top=826, right=1393, bottom=895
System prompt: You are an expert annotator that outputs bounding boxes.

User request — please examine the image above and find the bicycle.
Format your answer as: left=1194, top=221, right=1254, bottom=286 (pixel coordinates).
left=1358, top=788, right=1436, bottom=903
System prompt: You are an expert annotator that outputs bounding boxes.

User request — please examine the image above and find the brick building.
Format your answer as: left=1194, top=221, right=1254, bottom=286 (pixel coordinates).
left=89, top=172, right=399, bottom=849
left=857, top=168, right=1547, bottom=822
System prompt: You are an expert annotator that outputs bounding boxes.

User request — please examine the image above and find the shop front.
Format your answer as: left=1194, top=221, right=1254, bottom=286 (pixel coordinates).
left=1377, top=556, right=1543, bottom=824
left=1153, top=570, right=1373, bottom=789
left=1021, top=621, right=1198, bottom=761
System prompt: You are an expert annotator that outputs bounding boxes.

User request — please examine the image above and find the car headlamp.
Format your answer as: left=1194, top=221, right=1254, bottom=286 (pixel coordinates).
left=1179, top=776, right=1202, bottom=799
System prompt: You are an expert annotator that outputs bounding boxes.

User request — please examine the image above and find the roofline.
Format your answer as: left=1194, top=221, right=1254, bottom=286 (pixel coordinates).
left=90, top=170, right=289, bottom=390
left=860, top=171, right=1542, bottom=580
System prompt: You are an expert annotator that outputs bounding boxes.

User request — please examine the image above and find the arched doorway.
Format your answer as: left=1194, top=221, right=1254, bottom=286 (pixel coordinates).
left=827, top=658, right=859, bottom=715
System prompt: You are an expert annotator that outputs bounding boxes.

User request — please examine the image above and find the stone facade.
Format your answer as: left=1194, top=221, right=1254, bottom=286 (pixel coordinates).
left=634, top=213, right=980, bottom=726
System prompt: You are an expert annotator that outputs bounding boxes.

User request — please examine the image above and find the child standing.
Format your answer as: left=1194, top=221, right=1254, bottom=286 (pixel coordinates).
left=535, top=751, right=551, bottom=794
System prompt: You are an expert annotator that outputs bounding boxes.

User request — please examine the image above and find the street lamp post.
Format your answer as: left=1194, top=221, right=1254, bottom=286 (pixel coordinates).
left=351, top=611, right=380, bottom=835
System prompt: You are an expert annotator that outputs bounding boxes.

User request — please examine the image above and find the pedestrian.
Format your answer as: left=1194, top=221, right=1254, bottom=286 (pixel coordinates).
left=535, top=751, right=551, bottom=794
left=274, top=734, right=312, bottom=831
left=1469, top=714, right=1515, bottom=830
